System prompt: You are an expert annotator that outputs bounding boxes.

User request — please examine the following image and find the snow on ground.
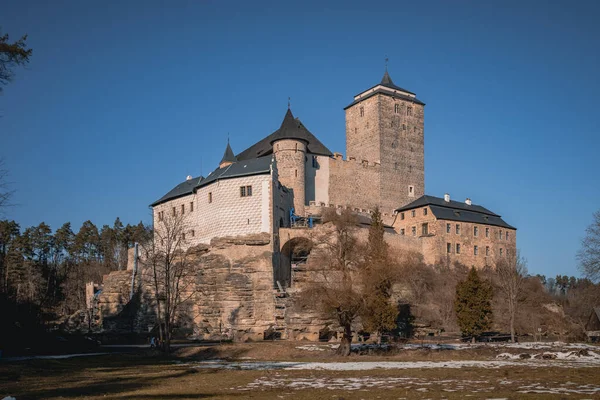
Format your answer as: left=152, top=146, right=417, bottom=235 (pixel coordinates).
left=190, top=354, right=600, bottom=371
left=231, top=375, right=600, bottom=394
left=296, top=341, right=600, bottom=352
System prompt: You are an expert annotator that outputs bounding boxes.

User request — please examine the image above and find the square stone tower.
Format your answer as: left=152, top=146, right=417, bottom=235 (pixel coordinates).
left=344, top=71, right=425, bottom=213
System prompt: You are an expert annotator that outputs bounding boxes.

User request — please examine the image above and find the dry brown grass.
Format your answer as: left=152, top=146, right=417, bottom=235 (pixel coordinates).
left=1, top=342, right=599, bottom=399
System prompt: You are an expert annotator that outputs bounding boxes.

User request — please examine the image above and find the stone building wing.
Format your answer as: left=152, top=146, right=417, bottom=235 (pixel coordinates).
left=236, top=109, right=333, bottom=161
left=395, top=195, right=516, bottom=230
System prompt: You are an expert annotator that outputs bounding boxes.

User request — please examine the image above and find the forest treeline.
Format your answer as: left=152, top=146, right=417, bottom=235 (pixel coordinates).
left=0, top=218, right=151, bottom=326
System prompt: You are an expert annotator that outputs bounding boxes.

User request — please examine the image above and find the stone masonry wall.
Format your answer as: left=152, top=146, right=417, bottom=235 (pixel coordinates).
left=345, top=92, right=425, bottom=214
left=328, top=155, right=381, bottom=213
left=274, top=139, right=306, bottom=216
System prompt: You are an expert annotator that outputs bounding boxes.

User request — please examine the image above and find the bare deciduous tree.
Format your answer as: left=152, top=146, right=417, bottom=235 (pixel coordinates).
left=144, top=212, right=197, bottom=354
left=496, top=251, right=527, bottom=342
left=301, top=208, right=363, bottom=356
left=578, top=210, right=600, bottom=282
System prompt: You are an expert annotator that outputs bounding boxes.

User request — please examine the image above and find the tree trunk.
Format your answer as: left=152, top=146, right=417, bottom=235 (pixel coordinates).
left=336, top=324, right=352, bottom=356
left=510, top=306, right=516, bottom=343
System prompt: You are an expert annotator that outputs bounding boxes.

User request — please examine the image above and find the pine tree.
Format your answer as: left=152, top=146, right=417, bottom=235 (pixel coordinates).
left=454, top=267, right=493, bottom=340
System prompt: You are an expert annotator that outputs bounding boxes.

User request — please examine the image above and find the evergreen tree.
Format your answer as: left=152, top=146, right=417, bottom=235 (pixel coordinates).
left=454, top=267, right=493, bottom=340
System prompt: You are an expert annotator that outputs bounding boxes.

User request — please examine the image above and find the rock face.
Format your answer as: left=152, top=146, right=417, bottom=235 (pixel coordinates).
left=96, top=233, right=280, bottom=341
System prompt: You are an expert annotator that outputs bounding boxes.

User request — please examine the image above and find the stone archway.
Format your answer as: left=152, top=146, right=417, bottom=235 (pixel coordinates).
left=276, top=237, right=313, bottom=289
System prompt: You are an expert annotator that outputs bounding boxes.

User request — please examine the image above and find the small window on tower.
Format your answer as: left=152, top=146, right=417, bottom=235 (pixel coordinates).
left=400, top=228, right=405, bottom=236
left=172, top=207, right=176, bottom=216
left=423, top=208, right=428, bottom=216
left=295, top=169, right=297, bottom=178
left=408, top=185, right=415, bottom=197
left=447, top=243, right=452, bottom=253
left=486, top=246, right=490, bottom=256
left=360, top=107, right=364, bottom=117
left=190, top=230, right=195, bottom=237
left=394, top=162, right=398, bottom=170
left=190, top=202, right=194, bottom=212
left=240, top=186, right=246, bottom=197
left=446, top=223, right=451, bottom=233
left=400, top=212, right=405, bottom=220
left=409, top=165, right=412, bottom=173
left=407, top=106, right=413, bottom=116
left=403, top=124, right=406, bottom=130
left=456, top=243, right=461, bottom=254
left=412, top=226, right=416, bottom=236
left=395, top=104, right=400, bottom=114
left=181, top=204, right=185, bottom=214
left=411, top=210, right=416, bottom=217
left=474, top=245, right=479, bottom=256
left=421, top=223, right=428, bottom=236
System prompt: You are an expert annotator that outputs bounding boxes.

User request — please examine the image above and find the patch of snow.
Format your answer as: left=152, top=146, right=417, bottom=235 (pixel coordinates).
left=2, top=397, right=16, bottom=400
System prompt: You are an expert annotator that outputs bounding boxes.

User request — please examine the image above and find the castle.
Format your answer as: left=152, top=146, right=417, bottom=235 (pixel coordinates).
left=151, top=70, right=516, bottom=272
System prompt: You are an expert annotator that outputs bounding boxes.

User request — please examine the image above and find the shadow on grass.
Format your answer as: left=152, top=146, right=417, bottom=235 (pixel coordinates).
left=1, top=348, right=254, bottom=399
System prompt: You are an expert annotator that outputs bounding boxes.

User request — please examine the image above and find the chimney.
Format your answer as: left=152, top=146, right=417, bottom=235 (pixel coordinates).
left=186, top=175, right=192, bottom=181
left=465, top=198, right=472, bottom=206
left=444, top=193, right=450, bottom=202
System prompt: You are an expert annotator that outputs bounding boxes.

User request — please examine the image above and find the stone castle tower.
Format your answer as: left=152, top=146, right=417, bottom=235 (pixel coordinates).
left=344, top=70, right=425, bottom=212
left=272, top=108, right=307, bottom=215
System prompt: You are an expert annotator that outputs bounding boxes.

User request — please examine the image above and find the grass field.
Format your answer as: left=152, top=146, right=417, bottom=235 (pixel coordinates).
left=1, top=341, right=599, bottom=399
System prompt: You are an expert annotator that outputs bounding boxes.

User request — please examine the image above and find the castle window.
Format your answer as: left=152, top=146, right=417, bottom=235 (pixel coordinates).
left=161, top=239, right=164, bottom=246
left=474, top=245, right=479, bottom=256
left=158, top=211, right=164, bottom=221
left=395, top=104, right=400, bottom=114
left=486, top=246, right=490, bottom=256
left=312, top=156, right=318, bottom=168
left=408, top=185, right=415, bottom=197
left=172, top=207, right=176, bottom=216
left=499, top=248, right=503, bottom=256
left=485, top=227, right=490, bottom=238
left=355, top=127, right=357, bottom=134
left=447, top=243, right=452, bottom=253
left=456, top=243, right=461, bottom=254
left=295, top=143, right=298, bottom=153
left=409, top=165, right=412, bottom=173
left=446, top=223, right=451, bottom=233
left=456, top=224, right=461, bottom=235
left=391, top=141, right=397, bottom=148
left=181, top=204, right=185, bottom=214
left=474, top=226, right=479, bottom=237
left=411, top=226, right=416, bottom=236
left=411, top=210, right=416, bottom=217
left=403, top=124, right=406, bottom=130
left=208, top=192, right=213, bottom=203
left=400, top=228, right=405, bottom=236
left=360, top=107, right=364, bottom=117
left=190, top=202, right=194, bottom=212
left=240, top=185, right=252, bottom=197
left=499, top=230, right=503, bottom=240
left=423, top=208, right=428, bottom=216
left=394, top=162, right=398, bottom=170
left=182, top=232, right=186, bottom=241
left=190, top=229, right=195, bottom=237
left=421, top=223, right=428, bottom=236
left=400, top=212, right=405, bottom=220
left=407, top=106, right=413, bottom=116
left=295, top=169, right=297, bottom=178
left=414, top=126, right=417, bottom=133
left=506, top=231, right=509, bottom=240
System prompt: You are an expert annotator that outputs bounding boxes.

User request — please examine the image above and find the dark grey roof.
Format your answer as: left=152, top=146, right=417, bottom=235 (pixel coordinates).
left=380, top=70, right=415, bottom=95
left=220, top=141, right=236, bottom=164
left=236, top=109, right=333, bottom=161
left=344, top=71, right=425, bottom=110
left=200, top=156, right=272, bottom=188
left=150, top=176, right=203, bottom=207
left=151, top=157, right=272, bottom=207
left=395, top=195, right=516, bottom=230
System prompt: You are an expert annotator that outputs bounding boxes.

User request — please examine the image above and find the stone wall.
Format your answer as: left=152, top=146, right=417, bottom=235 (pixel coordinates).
left=328, top=155, right=381, bottom=213
left=274, top=139, right=306, bottom=215
left=344, top=92, right=425, bottom=214
left=305, top=154, right=329, bottom=207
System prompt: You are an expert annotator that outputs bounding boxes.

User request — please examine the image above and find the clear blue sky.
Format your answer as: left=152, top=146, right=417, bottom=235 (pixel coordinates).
left=1, top=1, right=599, bottom=278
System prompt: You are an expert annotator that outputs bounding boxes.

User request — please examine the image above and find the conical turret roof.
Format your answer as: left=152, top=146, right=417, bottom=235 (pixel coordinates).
left=379, top=70, right=415, bottom=95
left=269, top=108, right=308, bottom=143
left=220, top=141, right=236, bottom=165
